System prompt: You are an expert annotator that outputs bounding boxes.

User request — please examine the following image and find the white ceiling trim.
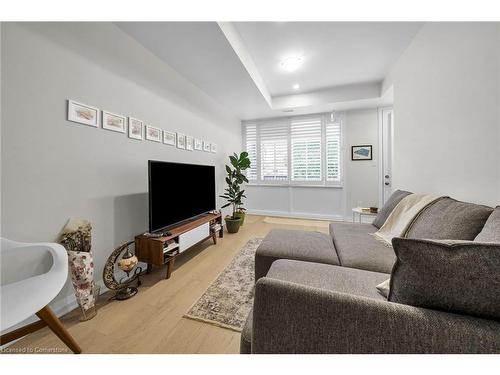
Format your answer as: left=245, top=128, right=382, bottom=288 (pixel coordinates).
left=218, top=22, right=391, bottom=113
left=117, top=22, right=408, bottom=120
left=217, top=22, right=273, bottom=107
left=272, top=81, right=381, bottom=110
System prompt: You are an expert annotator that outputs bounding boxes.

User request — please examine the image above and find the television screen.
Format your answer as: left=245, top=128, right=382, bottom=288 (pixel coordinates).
left=148, top=160, right=216, bottom=232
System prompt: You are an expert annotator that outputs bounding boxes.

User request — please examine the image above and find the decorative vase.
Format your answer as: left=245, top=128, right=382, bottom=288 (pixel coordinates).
left=59, top=218, right=98, bottom=321
left=67, top=250, right=97, bottom=320
left=234, top=211, right=246, bottom=226
left=225, top=216, right=242, bottom=233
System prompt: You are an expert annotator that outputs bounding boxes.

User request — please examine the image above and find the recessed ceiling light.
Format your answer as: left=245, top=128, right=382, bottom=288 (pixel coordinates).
left=292, top=83, right=300, bottom=90
left=280, top=56, right=303, bottom=72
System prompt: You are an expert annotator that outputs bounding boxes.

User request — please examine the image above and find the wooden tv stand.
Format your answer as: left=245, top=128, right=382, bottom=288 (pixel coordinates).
left=135, top=213, right=223, bottom=280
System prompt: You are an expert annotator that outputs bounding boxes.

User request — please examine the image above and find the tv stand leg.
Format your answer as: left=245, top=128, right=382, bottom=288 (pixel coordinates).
left=165, top=259, right=175, bottom=279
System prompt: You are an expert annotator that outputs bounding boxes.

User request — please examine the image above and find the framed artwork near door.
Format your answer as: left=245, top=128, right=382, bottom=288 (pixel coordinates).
left=351, top=145, right=372, bottom=160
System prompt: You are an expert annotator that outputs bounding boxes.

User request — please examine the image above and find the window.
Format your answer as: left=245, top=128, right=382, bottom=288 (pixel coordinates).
left=260, top=121, right=288, bottom=181
left=244, top=123, right=257, bottom=181
left=291, top=117, right=322, bottom=182
left=326, top=122, right=341, bottom=182
left=242, top=113, right=342, bottom=186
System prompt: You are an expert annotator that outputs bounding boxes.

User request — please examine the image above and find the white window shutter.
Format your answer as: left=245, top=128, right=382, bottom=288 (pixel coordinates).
left=260, top=122, right=288, bottom=181
left=243, top=123, right=257, bottom=180
left=291, top=117, right=322, bottom=181
left=326, top=122, right=341, bottom=182
left=241, top=113, right=343, bottom=186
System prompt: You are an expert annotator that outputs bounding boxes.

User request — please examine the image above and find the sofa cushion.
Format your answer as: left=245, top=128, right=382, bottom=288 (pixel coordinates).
left=267, top=259, right=388, bottom=301
left=389, top=238, right=500, bottom=321
left=329, top=222, right=396, bottom=273
left=475, top=206, right=500, bottom=243
left=255, top=229, right=339, bottom=280
left=405, top=197, right=493, bottom=240
left=372, top=190, right=412, bottom=228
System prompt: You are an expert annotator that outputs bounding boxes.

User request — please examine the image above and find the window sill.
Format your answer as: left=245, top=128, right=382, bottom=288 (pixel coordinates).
left=246, top=183, right=343, bottom=189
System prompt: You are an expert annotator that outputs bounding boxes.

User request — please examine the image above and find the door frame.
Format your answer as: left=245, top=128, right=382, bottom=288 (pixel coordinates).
left=378, top=106, right=394, bottom=208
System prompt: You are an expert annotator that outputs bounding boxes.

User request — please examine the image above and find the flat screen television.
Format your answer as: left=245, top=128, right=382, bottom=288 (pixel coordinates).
left=148, top=160, right=216, bottom=233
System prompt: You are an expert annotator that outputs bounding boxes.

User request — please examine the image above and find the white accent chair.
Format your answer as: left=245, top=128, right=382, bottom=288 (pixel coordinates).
left=0, top=238, right=81, bottom=353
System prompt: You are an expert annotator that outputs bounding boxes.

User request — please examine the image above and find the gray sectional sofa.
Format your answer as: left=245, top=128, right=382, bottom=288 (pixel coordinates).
left=241, top=193, right=500, bottom=353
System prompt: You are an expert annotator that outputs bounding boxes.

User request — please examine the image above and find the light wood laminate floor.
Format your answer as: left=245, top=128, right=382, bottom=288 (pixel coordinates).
left=5, top=215, right=330, bottom=354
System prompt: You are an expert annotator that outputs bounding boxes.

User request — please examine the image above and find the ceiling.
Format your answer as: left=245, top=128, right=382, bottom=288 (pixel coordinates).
left=233, top=22, right=422, bottom=96
left=117, top=22, right=423, bottom=120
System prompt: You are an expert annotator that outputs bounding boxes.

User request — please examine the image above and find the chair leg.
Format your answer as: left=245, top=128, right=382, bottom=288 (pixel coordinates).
left=36, top=306, right=82, bottom=354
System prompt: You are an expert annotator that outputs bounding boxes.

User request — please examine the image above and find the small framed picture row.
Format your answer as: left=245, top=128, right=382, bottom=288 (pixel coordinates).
left=67, top=99, right=217, bottom=153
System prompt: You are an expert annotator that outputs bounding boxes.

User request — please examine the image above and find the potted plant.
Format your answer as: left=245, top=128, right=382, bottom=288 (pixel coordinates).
left=234, top=204, right=246, bottom=226
left=220, top=152, right=250, bottom=233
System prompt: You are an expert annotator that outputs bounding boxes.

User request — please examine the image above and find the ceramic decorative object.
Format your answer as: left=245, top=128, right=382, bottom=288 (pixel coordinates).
left=59, top=218, right=98, bottom=321
left=118, top=249, right=138, bottom=273
left=103, top=241, right=143, bottom=300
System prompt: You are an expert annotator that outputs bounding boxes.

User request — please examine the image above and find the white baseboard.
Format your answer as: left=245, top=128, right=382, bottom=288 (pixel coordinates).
left=247, top=209, right=375, bottom=225
left=247, top=209, right=344, bottom=222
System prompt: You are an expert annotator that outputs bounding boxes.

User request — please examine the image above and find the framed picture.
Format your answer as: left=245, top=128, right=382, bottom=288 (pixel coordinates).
left=128, top=117, right=144, bottom=140
left=203, top=141, right=211, bottom=152
left=67, top=100, right=99, bottom=127
left=194, top=138, right=202, bottom=151
left=177, top=133, right=186, bottom=149
left=145, top=125, right=162, bottom=142
left=210, top=143, right=217, bottom=153
left=102, top=111, right=126, bottom=133
left=351, top=145, right=373, bottom=161
left=163, top=131, right=176, bottom=145
left=186, top=136, right=194, bottom=151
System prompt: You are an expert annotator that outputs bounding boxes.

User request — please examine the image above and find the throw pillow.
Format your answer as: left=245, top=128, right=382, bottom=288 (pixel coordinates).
left=376, top=279, right=390, bottom=298
left=405, top=198, right=493, bottom=240
left=372, top=190, right=412, bottom=229
left=389, top=237, right=500, bottom=320
left=475, top=206, right=500, bottom=243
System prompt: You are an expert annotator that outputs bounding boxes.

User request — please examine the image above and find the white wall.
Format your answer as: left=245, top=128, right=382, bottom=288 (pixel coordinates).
left=245, top=108, right=380, bottom=220
left=388, top=22, right=500, bottom=206
left=1, top=23, right=241, bottom=312
left=344, top=109, right=380, bottom=213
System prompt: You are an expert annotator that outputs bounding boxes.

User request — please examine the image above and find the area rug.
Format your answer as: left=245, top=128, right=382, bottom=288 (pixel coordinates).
left=184, top=238, right=262, bottom=332
left=263, top=216, right=331, bottom=228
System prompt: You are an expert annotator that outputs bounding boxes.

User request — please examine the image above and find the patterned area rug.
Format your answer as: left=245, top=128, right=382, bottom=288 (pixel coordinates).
left=184, top=238, right=262, bottom=332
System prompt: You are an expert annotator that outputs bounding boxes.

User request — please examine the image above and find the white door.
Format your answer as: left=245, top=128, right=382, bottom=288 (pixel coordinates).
left=380, top=108, right=393, bottom=203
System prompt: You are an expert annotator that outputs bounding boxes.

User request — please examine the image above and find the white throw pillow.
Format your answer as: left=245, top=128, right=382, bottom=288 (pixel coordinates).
left=376, top=279, right=390, bottom=298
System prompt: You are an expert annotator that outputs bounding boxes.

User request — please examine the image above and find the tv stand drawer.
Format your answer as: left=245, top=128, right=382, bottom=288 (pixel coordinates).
left=178, top=222, right=210, bottom=253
